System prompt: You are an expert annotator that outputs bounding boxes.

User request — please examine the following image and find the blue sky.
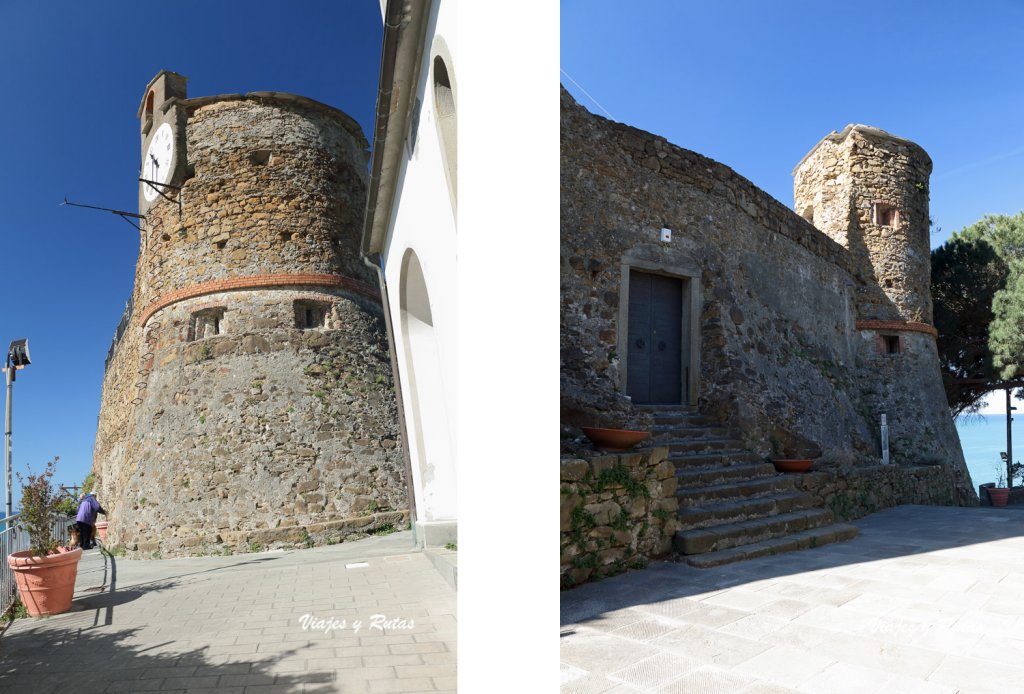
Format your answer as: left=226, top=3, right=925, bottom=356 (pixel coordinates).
left=0, top=2, right=382, bottom=501
left=561, top=1, right=1024, bottom=247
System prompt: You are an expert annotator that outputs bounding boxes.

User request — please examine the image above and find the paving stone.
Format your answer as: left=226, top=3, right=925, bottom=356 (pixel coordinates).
left=607, top=652, right=700, bottom=689
left=561, top=673, right=618, bottom=694
left=656, top=667, right=757, bottom=693
left=0, top=533, right=454, bottom=694
left=731, top=644, right=835, bottom=688
left=561, top=631, right=660, bottom=675
left=797, top=660, right=892, bottom=694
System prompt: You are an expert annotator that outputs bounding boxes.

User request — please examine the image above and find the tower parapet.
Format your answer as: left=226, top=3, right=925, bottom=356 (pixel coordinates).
left=794, top=124, right=933, bottom=324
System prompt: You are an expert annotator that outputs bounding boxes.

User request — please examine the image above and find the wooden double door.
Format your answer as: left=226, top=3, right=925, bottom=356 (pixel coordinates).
left=626, top=270, right=691, bottom=405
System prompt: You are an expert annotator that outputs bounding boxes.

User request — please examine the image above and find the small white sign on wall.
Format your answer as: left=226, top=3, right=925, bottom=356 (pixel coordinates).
left=660, top=227, right=672, bottom=243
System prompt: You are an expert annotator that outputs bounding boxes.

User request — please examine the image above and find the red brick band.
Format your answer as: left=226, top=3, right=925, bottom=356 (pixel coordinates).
left=855, top=320, right=938, bottom=338
left=138, top=273, right=381, bottom=326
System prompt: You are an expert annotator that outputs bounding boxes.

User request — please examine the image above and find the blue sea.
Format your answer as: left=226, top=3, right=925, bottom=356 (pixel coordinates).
left=956, top=414, right=1024, bottom=489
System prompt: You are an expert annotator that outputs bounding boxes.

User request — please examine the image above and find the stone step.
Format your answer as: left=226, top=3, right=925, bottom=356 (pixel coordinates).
left=675, top=462, right=778, bottom=488
left=650, top=424, right=731, bottom=440
left=661, top=438, right=747, bottom=454
left=674, top=507, right=835, bottom=555
left=676, top=475, right=797, bottom=505
left=647, top=411, right=715, bottom=427
left=669, top=450, right=763, bottom=468
left=682, top=523, right=860, bottom=569
left=677, top=490, right=821, bottom=531
left=637, top=404, right=699, bottom=413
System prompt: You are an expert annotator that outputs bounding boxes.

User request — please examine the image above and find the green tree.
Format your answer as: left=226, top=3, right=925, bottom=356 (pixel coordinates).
left=931, top=235, right=1007, bottom=414
left=931, top=212, right=1024, bottom=414
left=991, top=261, right=1024, bottom=379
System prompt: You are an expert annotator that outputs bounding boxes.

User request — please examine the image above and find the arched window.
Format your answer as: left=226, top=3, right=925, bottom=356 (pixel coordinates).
left=432, top=50, right=457, bottom=210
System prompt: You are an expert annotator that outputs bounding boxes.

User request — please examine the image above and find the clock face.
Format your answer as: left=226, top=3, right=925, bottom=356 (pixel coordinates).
left=143, top=123, right=174, bottom=202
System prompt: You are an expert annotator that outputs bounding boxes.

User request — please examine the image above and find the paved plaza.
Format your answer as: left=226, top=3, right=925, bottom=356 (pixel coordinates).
left=561, top=504, right=1024, bottom=693
left=0, top=531, right=456, bottom=693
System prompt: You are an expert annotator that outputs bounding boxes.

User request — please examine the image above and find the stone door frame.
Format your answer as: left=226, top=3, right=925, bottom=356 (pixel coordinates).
left=617, top=256, right=701, bottom=407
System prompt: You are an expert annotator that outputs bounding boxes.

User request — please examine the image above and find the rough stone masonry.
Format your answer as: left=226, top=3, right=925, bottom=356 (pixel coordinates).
left=92, top=73, right=407, bottom=557
left=560, top=87, right=976, bottom=506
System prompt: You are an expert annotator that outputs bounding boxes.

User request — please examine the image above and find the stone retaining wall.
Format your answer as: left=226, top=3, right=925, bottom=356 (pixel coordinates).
left=796, top=464, right=959, bottom=521
left=560, top=447, right=678, bottom=589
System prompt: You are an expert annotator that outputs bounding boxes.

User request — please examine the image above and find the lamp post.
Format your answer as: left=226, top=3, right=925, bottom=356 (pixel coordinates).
left=4, top=338, right=30, bottom=523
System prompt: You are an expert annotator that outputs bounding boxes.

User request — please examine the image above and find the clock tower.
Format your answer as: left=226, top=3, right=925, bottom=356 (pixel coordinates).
left=137, top=71, right=187, bottom=212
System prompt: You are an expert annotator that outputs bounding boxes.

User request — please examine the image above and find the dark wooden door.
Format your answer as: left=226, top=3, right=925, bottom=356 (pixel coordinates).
left=627, top=271, right=685, bottom=404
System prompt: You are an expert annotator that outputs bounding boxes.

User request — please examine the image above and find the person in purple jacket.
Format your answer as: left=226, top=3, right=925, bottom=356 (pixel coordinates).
left=76, top=492, right=106, bottom=550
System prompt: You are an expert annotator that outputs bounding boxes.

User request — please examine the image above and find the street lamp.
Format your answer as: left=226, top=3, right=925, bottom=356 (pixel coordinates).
left=4, top=338, right=30, bottom=523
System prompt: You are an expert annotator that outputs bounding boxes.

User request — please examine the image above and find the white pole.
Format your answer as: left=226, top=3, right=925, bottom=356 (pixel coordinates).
left=880, top=413, right=890, bottom=465
left=4, top=360, right=12, bottom=522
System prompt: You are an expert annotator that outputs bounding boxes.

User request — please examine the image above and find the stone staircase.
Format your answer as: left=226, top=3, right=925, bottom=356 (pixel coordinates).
left=646, top=405, right=858, bottom=568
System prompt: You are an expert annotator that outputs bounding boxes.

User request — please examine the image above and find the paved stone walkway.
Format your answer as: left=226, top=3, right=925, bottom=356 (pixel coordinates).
left=561, top=504, right=1024, bottom=693
left=0, top=531, right=455, bottom=693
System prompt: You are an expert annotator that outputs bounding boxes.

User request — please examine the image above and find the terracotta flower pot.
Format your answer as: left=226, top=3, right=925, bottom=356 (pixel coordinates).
left=7, top=547, right=83, bottom=616
left=771, top=459, right=813, bottom=473
left=95, top=521, right=108, bottom=543
left=581, top=427, right=650, bottom=452
left=989, top=487, right=1010, bottom=507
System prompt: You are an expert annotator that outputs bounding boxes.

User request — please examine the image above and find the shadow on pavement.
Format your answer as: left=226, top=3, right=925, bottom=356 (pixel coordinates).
left=0, top=625, right=335, bottom=693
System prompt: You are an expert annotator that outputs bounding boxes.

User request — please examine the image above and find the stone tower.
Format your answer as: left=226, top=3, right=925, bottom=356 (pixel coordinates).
left=792, top=125, right=972, bottom=503
left=793, top=124, right=933, bottom=324
left=92, top=71, right=408, bottom=557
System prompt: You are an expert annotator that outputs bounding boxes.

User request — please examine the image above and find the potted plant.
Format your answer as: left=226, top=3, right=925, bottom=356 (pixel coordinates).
left=580, top=426, right=650, bottom=452
left=768, top=435, right=820, bottom=473
left=6, top=458, right=83, bottom=616
left=989, top=465, right=1010, bottom=507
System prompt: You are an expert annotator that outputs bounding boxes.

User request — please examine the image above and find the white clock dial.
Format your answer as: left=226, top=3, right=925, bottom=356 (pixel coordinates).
left=143, top=122, right=174, bottom=202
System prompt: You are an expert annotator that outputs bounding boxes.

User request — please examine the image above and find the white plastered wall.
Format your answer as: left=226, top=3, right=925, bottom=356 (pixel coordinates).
left=380, top=0, right=457, bottom=546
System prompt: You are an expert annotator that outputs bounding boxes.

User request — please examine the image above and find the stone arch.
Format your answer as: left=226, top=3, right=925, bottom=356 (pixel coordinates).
left=431, top=36, right=457, bottom=212
left=399, top=249, right=455, bottom=537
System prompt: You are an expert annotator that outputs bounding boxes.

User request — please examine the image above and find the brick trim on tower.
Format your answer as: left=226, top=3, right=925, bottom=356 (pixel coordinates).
left=137, top=273, right=381, bottom=326
left=855, top=319, right=938, bottom=338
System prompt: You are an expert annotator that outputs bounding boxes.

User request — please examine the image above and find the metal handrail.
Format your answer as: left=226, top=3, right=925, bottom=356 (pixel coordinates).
left=0, top=512, right=73, bottom=617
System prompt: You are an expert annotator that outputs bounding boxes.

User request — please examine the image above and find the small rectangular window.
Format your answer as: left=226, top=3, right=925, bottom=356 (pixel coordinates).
left=872, top=202, right=899, bottom=227
left=189, top=308, right=226, bottom=341
left=295, top=300, right=329, bottom=329
left=884, top=335, right=901, bottom=355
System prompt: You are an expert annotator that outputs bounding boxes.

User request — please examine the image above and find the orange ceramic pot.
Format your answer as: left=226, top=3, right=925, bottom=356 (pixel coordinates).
left=989, top=487, right=1010, bottom=507
left=581, top=427, right=650, bottom=452
left=771, top=459, right=813, bottom=473
left=7, top=547, right=82, bottom=616
left=95, top=521, right=108, bottom=543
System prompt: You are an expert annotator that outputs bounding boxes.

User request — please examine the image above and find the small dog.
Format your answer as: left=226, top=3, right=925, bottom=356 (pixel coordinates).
left=68, top=525, right=81, bottom=549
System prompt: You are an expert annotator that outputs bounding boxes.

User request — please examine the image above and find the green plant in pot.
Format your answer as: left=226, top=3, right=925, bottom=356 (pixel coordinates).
left=6, top=457, right=83, bottom=616
left=989, top=464, right=1010, bottom=507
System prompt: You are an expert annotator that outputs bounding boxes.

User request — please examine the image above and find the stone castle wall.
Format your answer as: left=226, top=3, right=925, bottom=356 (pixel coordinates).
left=93, top=91, right=408, bottom=557
left=560, top=88, right=975, bottom=504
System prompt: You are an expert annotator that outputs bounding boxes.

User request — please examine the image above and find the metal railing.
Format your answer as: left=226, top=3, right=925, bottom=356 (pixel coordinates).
left=1, top=513, right=73, bottom=617
left=104, top=295, right=135, bottom=373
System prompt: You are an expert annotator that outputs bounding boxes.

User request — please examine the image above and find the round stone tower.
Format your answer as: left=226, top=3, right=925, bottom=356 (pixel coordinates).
left=792, top=125, right=974, bottom=504
left=793, top=124, right=933, bottom=324
left=93, top=71, right=408, bottom=556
